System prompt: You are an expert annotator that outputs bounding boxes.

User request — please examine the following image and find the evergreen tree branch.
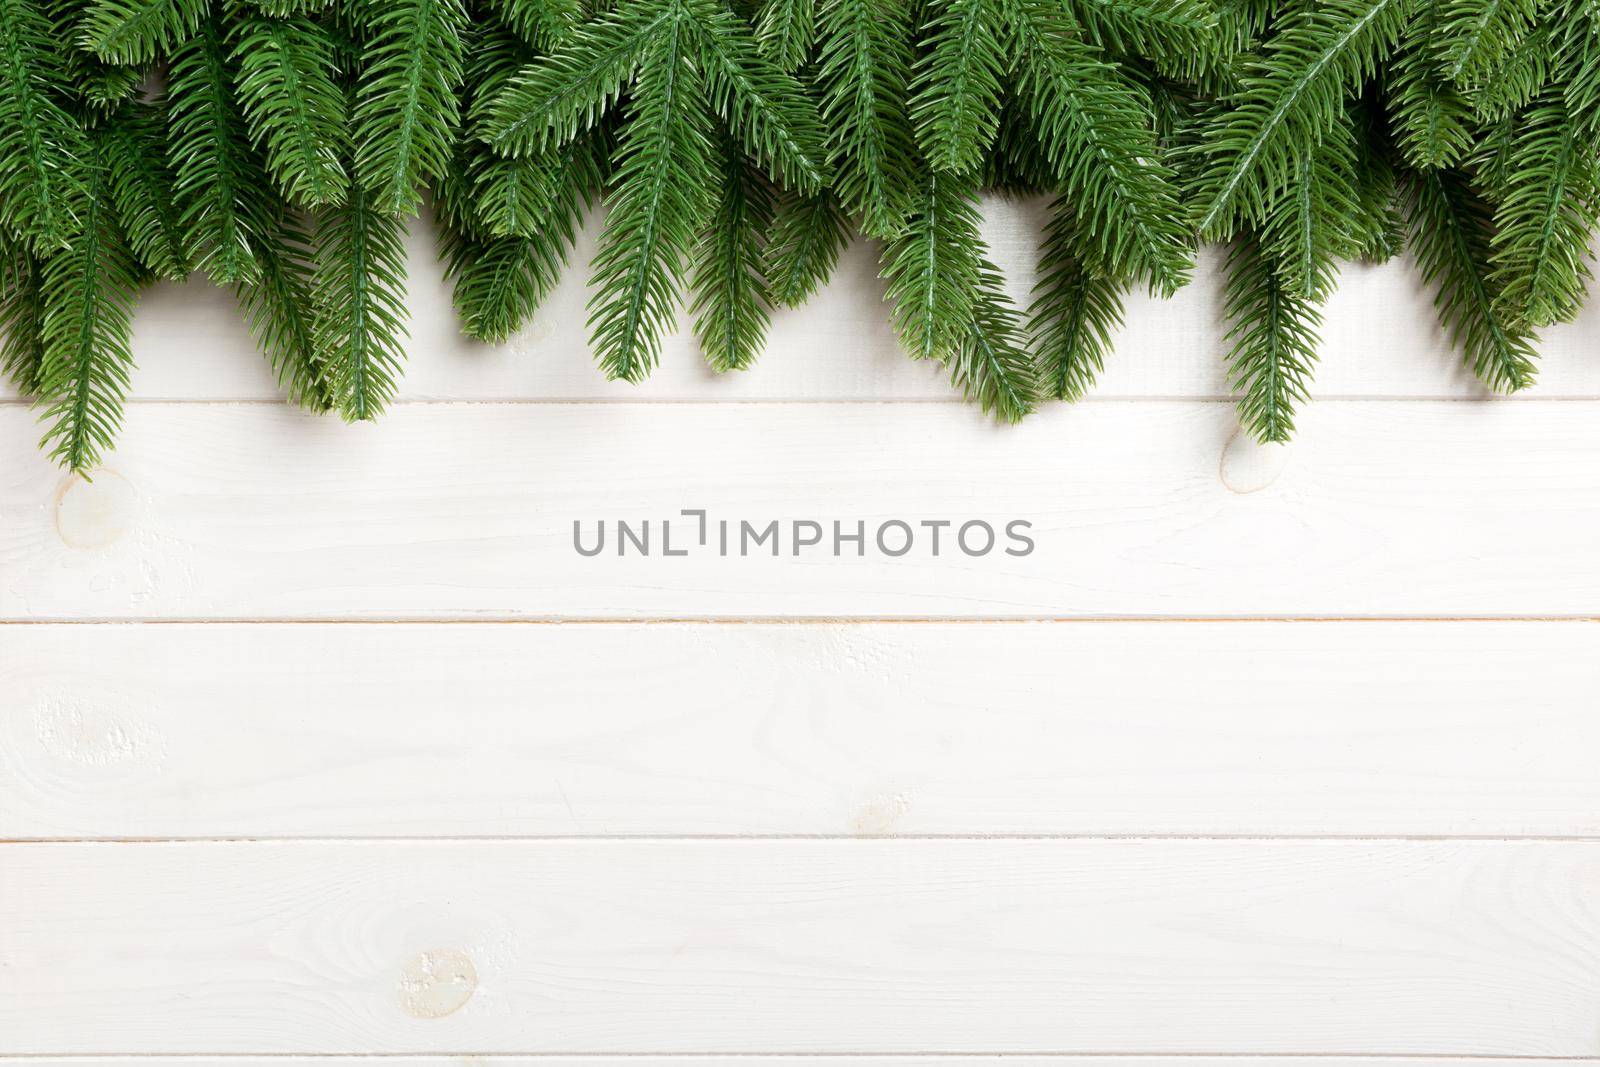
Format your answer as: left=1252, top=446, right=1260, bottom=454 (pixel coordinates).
left=1193, top=0, right=1418, bottom=235
left=231, top=10, right=350, bottom=207
left=483, top=1, right=668, bottom=156
left=1028, top=204, right=1126, bottom=401
left=483, top=0, right=579, bottom=50
left=691, top=135, right=774, bottom=372
left=78, top=0, right=205, bottom=64
left=101, top=99, right=191, bottom=280
left=815, top=0, right=919, bottom=237
left=441, top=127, right=603, bottom=341
left=879, top=165, right=983, bottom=362
left=1067, top=0, right=1226, bottom=81
left=1472, top=23, right=1550, bottom=121
left=312, top=177, right=409, bottom=419
left=754, top=0, right=815, bottom=71
left=254, top=0, right=332, bottom=15
left=693, top=0, right=828, bottom=194
left=983, top=95, right=1054, bottom=194
left=910, top=0, right=1008, bottom=174
left=1223, top=234, right=1322, bottom=444
left=586, top=9, right=715, bottom=381
left=237, top=203, right=330, bottom=410
left=1559, top=2, right=1600, bottom=134
left=53, top=0, right=143, bottom=111
left=1349, top=111, right=1405, bottom=262
left=1011, top=0, right=1192, bottom=294
left=36, top=133, right=143, bottom=472
left=1388, top=20, right=1476, bottom=169
left=1437, top=0, right=1536, bottom=87
left=1408, top=168, right=1537, bottom=392
left=0, top=0, right=89, bottom=252
left=0, top=235, right=47, bottom=395
left=1256, top=117, right=1361, bottom=300
left=1487, top=90, right=1600, bottom=327
left=948, top=258, right=1038, bottom=422
left=456, top=18, right=559, bottom=238
left=765, top=188, right=850, bottom=306
left=472, top=151, right=562, bottom=238
left=351, top=0, right=468, bottom=215
left=167, top=13, right=268, bottom=283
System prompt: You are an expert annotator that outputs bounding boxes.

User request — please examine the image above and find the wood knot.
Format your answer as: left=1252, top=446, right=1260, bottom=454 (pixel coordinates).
left=398, top=949, right=477, bottom=1019
left=1219, top=429, right=1290, bottom=494
left=54, top=470, right=138, bottom=548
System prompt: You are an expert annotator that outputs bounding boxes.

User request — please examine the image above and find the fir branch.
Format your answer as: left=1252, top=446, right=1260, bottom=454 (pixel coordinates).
left=691, top=136, right=773, bottom=372
left=438, top=228, right=547, bottom=343
left=101, top=100, right=192, bottom=280
left=1349, top=116, right=1405, bottom=262
left=1559, top=4, right=1600, bottom=134
left=441, top=128, right=602, bottom=341
left=585, top=8, right=715, bottom=381
left=1469, top=111, right=1516, bottom=189
left=52, top=0, right=143, bottom=110
left=253, top=0, right=331, bottom=15
left=765, top=188, right=849, bottom=307
left=231, top=10, right=350, bottom=207
left=1436, top=0, right=1536, bottom=87
left=457, top=19, right=556, bottom=238
left=484, top=0, right=818, bottom=378
left=312, top=177, right=409, bottom=419
left=1223, top=235, right=1321, bottom=444
left=1011, top=0, right=1192, bottom=294
left=351, top=0, right=468, bottom=215
left=1028, top=205, right=1126, bottom=401
left=910, top=0, right=1009, bottom=174
left=35, top=135, right=142, bottom=472
left=879, top=165, right=983, bottom=362
left=1067, top=0, right=1226, bottom=81
left=167, top=13, right=268, bottom=283
left=1214, top=0, right=1274, bottom=56
left=472, top=152, right=561, bottom=237
left=1256, top=118, right=1361, bottom=300
left=0, top=0, right=89, bottom=252
left=0, top=237, right=47, bottom=395
left=693, top=0, right=828, bottom=194
left=78, top=0, right=205, bottom=64
left=1388, top=21, right=1476, bottom=169
left=1472, top=23, right=1550, bottom=121
left=1487, top=91, right=1600, bottom=327
left=948, top=258, right=1038, bottom=422
left=483, top=2, right=668, bottom=156
left=237, top=204, right=330, bottom=410
left=483, top=0, right=579, bottom=50
left=440, top=212, right=581, bottom=343
left=983, top=96, right=1054, bottom=194
left=754, top=0, right=814, bottom=71
left=1408, top=168, right=1537, bottom=392
left=1193, top=0, right=1418, bottom=235
left=814, top=0, right=920, bottom=237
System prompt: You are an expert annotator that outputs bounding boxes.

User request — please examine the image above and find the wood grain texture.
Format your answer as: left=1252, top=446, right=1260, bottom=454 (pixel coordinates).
left=5, top=401, right=1600, bottom=619
left=4, top=621, right=1599, bottom=840
left=4, top=840, right=1599, bottom=1055
left=3, top=203, right=1597, bottom=405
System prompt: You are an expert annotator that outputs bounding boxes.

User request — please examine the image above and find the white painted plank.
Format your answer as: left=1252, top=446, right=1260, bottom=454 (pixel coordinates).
left=5, top=401, right=1600, bottom=619
left=4, top=202, right=1598, bottom=404
left=4, top=621, right=1599, bottom=840
left=3, top=840, right=1597, bottom=1054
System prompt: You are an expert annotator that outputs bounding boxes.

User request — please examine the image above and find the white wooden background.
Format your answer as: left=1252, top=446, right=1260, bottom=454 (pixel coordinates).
left=4, top=198, right=1600, bottom=1061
